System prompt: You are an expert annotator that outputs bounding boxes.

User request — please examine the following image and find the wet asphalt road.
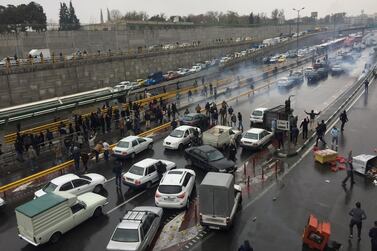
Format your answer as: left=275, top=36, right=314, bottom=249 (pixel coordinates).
left=0, top=47, right=374, bottom=251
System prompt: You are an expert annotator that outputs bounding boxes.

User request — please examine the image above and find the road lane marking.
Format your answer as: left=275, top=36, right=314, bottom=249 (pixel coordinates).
left=106, top=191, right=146, bottom=215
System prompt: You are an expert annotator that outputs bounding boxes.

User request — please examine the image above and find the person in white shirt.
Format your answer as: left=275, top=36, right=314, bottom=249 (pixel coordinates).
left=103, top=141, right=110, bottom=162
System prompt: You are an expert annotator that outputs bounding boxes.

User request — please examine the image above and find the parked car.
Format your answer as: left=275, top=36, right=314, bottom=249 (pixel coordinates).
left=114, top=81, right=140, bottom=92
left=163, top=125, right=201, bottom=150
left=34, top=173, right=106, bottom=198
left=177, top=68, right=190, bottom=76
left=112, top=136, right=154, bottom=159
left=146, top=72, right=164, bottom=85
left=199, top=172, right=242, bottom=230
left=240, top=128, right=273, bottom=149
left=202, top=125, right=241, bottom=150
left=277, top=55, right=286, bottom=63
left=163, top=71, right=180, bottom=81
left=16, top=192, right=107, bottom=246
left=0, top=57, right=17, bottom=66
left=185, top=145, right=237, bottom=173
left=189, top=65, right=202, bottom=73
left=122, top=158, right=176, bottom=189
left=155, top=169, right=196, bottom=209
left=0, top=197, right=5, bottom=208
left=330, top=65, right=344, bottom=75
left=106, top=206, right=162, bottom=251
left=136, top=79, right=147, bottom=86
left=179, top=113, right=209, bottom=130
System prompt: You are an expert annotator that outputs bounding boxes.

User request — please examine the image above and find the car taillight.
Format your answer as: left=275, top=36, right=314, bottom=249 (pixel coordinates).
left=177, top=192, right=186, bottom=199
left=155, top=191, right=161, bottom=198
left=199, top=213, right=203, bottom=222
left=226, top=217, right=230, bottom=223
left=135, top=180, right=141, bottom=185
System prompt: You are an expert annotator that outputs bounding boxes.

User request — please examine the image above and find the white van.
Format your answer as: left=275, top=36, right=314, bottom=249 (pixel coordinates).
left=250, top=108, right=269, bottom=124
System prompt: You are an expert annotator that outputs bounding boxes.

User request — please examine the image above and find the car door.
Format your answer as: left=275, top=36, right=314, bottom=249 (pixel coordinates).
left=59, top=181, right=74, bottom=193
left=139, top=215, right=153, bottom=250
left=70, top=202, right=88, bottom=226
left=183, top=129, right=190, bottom=145
left=182, top=172, right=194, bottom=198
left=137, top=138, right=148, bottom=152
left=71, top=179, right=92, bottom=195
left=196, top=150, right=210, bottom=170
left=146, top=164, right=158, bottom=183
left=131, top=140, right=140, bottom=154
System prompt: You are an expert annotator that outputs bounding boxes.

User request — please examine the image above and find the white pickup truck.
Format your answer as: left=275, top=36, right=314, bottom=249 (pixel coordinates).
left=16, top=191, right=107, bottom=246
left=202, top=125, right=241, bottom=150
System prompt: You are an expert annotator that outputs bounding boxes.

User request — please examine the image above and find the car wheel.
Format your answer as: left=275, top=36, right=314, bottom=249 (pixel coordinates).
left=93, top=184, right=103, bottom=193
left=148, top=143, right=153, bottom=150
left=50, top=232, right=61, bottom=244
left=93, top=207, right=103, bottom=218
left=130, top=152, right=135, bottom=159
left=146, top=181, right=152, bottom=189
left=178, top=144, right=183, bottom=151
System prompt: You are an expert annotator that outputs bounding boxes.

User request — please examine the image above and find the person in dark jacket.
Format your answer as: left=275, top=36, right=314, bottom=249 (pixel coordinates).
left=348, top=202, right=367, bottom=240
left=340, top=110, right=349, bottom=131
left=81, top=152, right=90, bottom=173
left=369, top=221, right=377, bottom=251
left=305, top=110, right=321, bottom=131
left=229, top=142, right=237, bottom=162
left=315, top=121, right=326, bottom=147
left=300, top=118, right=309, bottom=140
left=113, top=162, right=123, bottom=189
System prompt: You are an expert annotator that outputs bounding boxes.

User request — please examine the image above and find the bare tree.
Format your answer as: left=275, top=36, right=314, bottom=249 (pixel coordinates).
left=110, top=9, right=122, bottom=21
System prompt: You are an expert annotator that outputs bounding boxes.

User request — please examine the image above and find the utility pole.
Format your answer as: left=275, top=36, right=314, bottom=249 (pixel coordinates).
left=293, top=7, right=305, bottom=65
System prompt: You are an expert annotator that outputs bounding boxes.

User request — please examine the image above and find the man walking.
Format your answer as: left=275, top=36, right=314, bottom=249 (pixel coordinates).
left=343, top=150, right=355, bottom=186
left=340, top=110, right=349, bottom=131
left=369, top=221, right=377, bottom=251
left=330, top=126, right=339, bottom=151
left=300, top=118, right=309, bottom=140
left=237, top=112, right=243, bottom=131
left=113, top=162, right=123, bottom=189
left=103, top=141, right=110, bottom=162
left=348, top=202, right=367, bottom=241
left=365, top=79, right=369, bottom=92
left=315, top=121, right=326, bottom=147
left=72, top=146, right=81, bottom=172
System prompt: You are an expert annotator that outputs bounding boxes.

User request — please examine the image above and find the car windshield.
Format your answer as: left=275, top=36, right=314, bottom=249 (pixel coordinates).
left=111, top=228, right=139, bottom=242
left=207, top=150, right=224, bottom=161
left=158, top=185, right=182, bottom=194
left=43, top=182, right=58, bottom=192
left=244, top=132, right=259, bottom=140
left=252, top=111, right=263, bottom=116
left=182, top=115, right=193, bottom=121
left=79, top=175, right=92, bottom=181
left=117, top=141, right=129, bottom=148
left=128, top=165, right=145, bottom=176
left=169, top=130, right=184, bottom=138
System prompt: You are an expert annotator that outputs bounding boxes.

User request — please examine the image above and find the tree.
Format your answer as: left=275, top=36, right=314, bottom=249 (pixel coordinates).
left=123, top=11, right=148, bottom=21
left=100, top=9, right=104, bottom=24
left=107, top=8, right=111, bottom=22
left=277, top=9, right=285, bottom=24
left=110, top=9, right=122, bottom=21
left=68, top=1, right=80, bottom=30
left=248, top=12, right=255, bottom=24
left=59, top=2, right=69, bottom=30
left=271, top=9, right=279, bottom=23
left=149, top=13, right=166, bottom=22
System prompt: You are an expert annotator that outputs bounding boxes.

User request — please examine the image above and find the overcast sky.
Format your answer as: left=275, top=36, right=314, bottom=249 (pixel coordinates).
left=1, top=0, right=376, bottom=23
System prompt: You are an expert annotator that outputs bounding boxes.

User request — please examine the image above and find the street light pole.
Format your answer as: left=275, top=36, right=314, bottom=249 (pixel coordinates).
left=293, top=7, right=305, bottom=65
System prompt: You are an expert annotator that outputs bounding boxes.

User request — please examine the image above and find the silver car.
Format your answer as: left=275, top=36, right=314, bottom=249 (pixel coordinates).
left=106, top=206, right=163, bottom=251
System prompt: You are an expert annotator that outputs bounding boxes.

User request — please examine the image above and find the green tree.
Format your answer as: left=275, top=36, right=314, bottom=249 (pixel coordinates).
left=248, top=12, right=255, bottom=24
left=59, top=2, right=69, bottom=30
left=68, top=1, right=80, bottom=30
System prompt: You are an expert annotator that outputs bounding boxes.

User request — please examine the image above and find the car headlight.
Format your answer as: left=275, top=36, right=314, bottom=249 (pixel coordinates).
left=219, top=169, right=227, bottom=173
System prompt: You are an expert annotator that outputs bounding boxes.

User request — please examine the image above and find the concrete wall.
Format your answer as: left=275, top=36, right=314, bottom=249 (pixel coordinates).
left=0, top=24, right=329, bottom=58
left=0, top=32, right=332, bottom=108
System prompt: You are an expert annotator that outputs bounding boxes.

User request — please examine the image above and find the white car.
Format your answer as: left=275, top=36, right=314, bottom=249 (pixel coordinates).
left=112, top=136, right=153, bottom=159
left=177, top=68, right=190, bottom=76
left=155, top=169, right=196, bottom=209
left=0, top=197, right=5, bottom=208
left=163, top=125, right=201, bottom=150
left=240, top=128, right=273, bottom=149
left=34, top=173, right=106, bottom=198
left=123, top=158, right=176, bottom=189
left=114, top=81, right=140, bottom=92
left=189, top=65, right=202, bottom=73
left=106, top=206, right=162, bottom=251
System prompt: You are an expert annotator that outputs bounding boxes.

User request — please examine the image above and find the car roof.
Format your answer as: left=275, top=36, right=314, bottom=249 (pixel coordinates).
left=175, top=125, right=196, bottom=131
left=246, top=128, right=265, bottom=134
left=119, top=136, right=139, bottom=142
left=254, top=107, right=269, bottom=111
left=133, top=158, right=159, bottom=168
left=51, top=174, right=79, bottom=185
left=160, top=169, right=187, bottom=186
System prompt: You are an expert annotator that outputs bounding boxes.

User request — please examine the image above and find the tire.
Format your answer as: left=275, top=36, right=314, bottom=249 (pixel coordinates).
left=93, top=184, right=102, bottom=193
left=130, top=152, right=135, bottom=159
left=93, top=207, right=103, bottom=218
left=178, top=144, right=184, bottom=151
left=148, top=143, right=153, bottom=150
left=146, top=181, right=152, bottom=189
left=50, top=232, right=61, bottom=244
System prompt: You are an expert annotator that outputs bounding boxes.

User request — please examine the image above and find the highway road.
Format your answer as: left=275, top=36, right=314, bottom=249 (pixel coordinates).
left=0, top=46, right=374, bottom=251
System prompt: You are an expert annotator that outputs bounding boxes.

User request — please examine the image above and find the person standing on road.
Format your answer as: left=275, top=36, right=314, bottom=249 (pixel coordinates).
left=228, top=142, right=237, bottom=162
left=81, top=152, right=90, bottom=173
left=330, top=126, right=340, bottom=151
left=343, top=150, right=355, bottom=186
left=365, top=79, right=370, bottom=92
left=300, top=118, right=309, bottom=140
left=305, top=110, right=321, bottom=131
left=340, top=110, right=349, bottom=131
left=72, top=146, right=81, bottom=172
left=237, top=112, right=243, bottom=131
left=196, top=104, right=201, bottom=114
left=348, top=202, right=367, bottom=241
left=103, top=141, right=110, bottom=162
left=94, top=141, right=103, bottom=163
left=113, top=162, right=123, bottom=189
left=27, top=146, right=38, bottom=170
left=369, top=221, right=377, bottom=251
left=315, top=121, right=327, bottom=147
